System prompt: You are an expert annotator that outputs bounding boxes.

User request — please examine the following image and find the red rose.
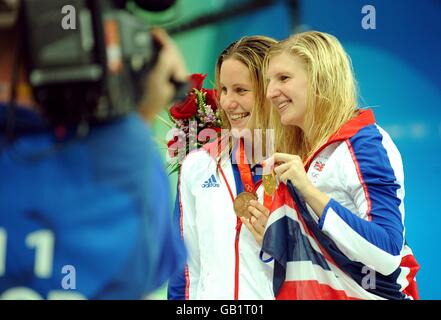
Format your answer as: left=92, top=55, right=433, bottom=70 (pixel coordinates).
left=170, top=93, right=198, bottom=119
left=190, top=73, right=207, bottom=90
left=202, top=88, right=218, bottom=111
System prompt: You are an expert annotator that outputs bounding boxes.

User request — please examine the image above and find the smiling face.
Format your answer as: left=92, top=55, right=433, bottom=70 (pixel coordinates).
left=219, top=58, right=255, bottom=132
left=266, top=52, right=308, bottom=129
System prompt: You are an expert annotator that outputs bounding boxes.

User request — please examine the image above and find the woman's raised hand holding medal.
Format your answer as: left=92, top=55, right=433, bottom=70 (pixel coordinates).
left=240, top=199, right=270, bottom=246
left=240, top=156, right=277, bottom=246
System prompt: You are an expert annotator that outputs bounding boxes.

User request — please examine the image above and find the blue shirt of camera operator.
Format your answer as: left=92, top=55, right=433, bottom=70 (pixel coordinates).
left=0, top=104, right=186, bottom=299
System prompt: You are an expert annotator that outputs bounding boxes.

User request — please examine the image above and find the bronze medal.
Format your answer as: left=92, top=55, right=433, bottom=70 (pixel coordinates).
left=233, top=192, right=257, bottom=219
left=262, top=172, right=276, bottom=196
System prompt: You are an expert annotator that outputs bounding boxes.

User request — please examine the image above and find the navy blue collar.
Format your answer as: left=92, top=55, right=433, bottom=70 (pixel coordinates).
left=231, top=161, right=262, bottom=194
left=230, top=138, right=263, bottom=194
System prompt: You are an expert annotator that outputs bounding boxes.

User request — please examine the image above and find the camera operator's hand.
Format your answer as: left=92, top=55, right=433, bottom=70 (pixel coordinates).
left=139, top=28, right=188, bottom=123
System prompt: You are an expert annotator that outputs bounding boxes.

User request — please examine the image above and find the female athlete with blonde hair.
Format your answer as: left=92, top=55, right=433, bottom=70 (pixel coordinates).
left=263, top=31, right=420, bottom=300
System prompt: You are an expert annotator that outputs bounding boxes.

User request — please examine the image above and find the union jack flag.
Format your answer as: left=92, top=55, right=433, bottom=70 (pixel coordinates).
left=261, top=182, right=419, bottom=300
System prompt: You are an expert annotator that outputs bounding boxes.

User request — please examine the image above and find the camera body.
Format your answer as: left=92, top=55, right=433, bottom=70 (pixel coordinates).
left=20, top=0, right=158, bottom=125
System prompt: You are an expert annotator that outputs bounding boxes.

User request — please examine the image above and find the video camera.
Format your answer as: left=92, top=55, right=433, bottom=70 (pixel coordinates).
left=4, top=0, right=178, bottom=125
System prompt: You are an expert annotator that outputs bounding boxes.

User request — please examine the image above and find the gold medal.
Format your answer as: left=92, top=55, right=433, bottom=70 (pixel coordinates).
left=263, top=172, right=276, bottom=196
left=233, top=192, right=257, bottom=219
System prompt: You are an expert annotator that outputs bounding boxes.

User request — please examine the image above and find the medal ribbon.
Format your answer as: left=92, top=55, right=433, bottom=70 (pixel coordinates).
left=217, top=139, right=273, bottom=209
left=236, top=137, right=273, bottom=210
left=216, top=139, right=273, bottom=300
left=262, top=183, right=273, bottom=211
left=235, top=138, right=273, bottom=211
left=235, top=138, right=254, bottom=193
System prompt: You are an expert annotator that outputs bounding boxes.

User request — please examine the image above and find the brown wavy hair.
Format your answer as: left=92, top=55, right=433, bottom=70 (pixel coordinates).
left=215, top=35, right=281, bottom=160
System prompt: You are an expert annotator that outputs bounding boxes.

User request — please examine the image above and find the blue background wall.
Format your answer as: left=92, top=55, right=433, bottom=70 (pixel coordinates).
left=155, top=0, right=440, bottom=299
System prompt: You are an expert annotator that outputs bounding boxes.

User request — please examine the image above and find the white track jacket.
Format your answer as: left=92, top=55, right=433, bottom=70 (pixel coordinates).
left=168, top=144, right=275, bottom=300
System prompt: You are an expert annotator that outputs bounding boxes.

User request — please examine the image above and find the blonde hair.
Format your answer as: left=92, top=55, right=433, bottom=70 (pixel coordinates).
left=265, top=31, right=358, bottom=162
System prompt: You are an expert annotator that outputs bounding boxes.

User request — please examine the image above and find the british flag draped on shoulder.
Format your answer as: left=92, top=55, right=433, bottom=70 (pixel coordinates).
left=261, top=109, right=420, bottom=300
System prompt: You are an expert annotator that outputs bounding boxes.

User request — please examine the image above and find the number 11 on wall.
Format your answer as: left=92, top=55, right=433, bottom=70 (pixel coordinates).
left=0, top=228, right=55, bottom=278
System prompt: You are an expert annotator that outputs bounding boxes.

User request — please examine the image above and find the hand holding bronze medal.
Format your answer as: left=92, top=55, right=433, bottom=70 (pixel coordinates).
left=233, top=171, right=275, bottom=219
left=232, top=138, right=271, bottom=220
left=233, top=191, right=257, bottom=219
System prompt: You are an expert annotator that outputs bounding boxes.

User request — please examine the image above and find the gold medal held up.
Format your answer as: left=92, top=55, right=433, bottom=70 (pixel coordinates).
left=263, top=172, right=276, bottom=196
left=233, top=192, right=257, bottom=219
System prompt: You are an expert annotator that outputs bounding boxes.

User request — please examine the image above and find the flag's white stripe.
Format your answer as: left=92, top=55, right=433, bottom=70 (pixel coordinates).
left=322, top=207, right=402, bottom=275
left=285, top=261, right=385, bottom=300
left=266, top=202, right=414, bottom=300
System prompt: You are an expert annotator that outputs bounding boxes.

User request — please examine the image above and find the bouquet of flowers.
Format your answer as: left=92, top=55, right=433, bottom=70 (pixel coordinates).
left=165, top=73, right=223, bottom=174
